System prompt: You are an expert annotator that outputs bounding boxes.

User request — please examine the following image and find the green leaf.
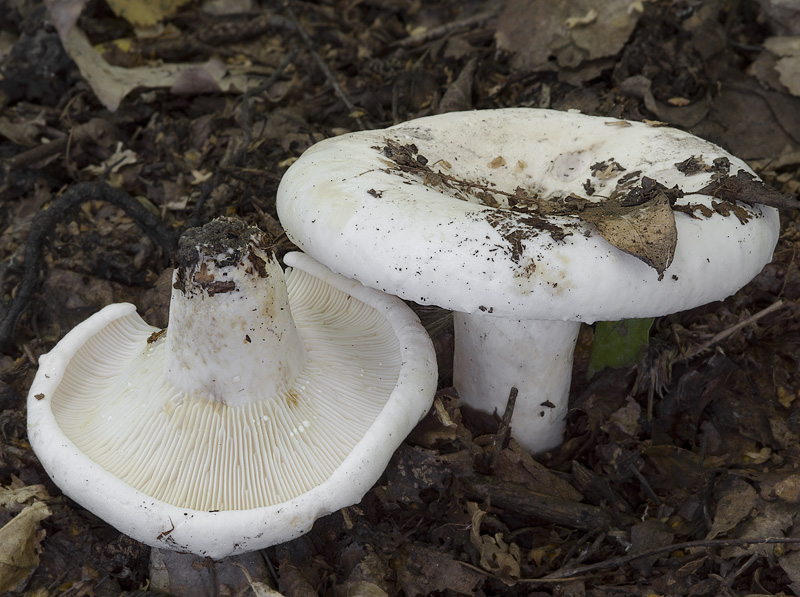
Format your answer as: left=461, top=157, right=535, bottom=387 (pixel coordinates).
left=587, top=318, right=654, bottom=378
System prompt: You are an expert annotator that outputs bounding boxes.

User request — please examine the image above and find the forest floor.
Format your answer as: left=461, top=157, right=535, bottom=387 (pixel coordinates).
left=2, top=0, right=800, bottom=595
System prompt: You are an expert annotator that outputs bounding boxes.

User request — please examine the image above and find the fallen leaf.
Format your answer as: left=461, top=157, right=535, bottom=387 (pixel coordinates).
left=0, top=113, right=47, bottom=146
left=721, top=501, right=794, bottom=558
left=779, top=550, right=800, bottom=596
left=0, top=482, right=50, bottom=512
left=437, top=57, right=476, bottom=114
left=396, top=545, right=482, bottom=596
left=61, top=27, right=262, bottom=111
left=468, top=502, right=521, bottom=585
left=696, top=169, right=800, bottom=210
left=706, top=480, right=757, bottom=539
left=0, top=501, right=52, bottom=593
left=497, top=0, right=641, bottom=70
left=629, top=521, right=675, bottom=574
left=763, top=36, right=800, bottom=96
left=581, top=192, right=677, bottom=277
left=235, top=563, right=285, bottom=597
left=602, top=395, right=643, bottom=439
left=82, top=142, right=139, bottom=176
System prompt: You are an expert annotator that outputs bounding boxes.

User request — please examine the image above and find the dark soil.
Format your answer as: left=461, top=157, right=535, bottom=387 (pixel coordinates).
left=2, top=0, right=800, bottom=595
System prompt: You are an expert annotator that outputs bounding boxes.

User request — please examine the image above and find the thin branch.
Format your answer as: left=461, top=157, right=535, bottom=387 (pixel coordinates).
left=524, top=536, right=800, bottom=584
left=8, top=137, right=68, bottom=169
left=489, top=386, right=517, bottom=470
left=682, top=299, right=786, bottom=360
left=391, top=11, right=496, bottom=49
left=283, top=1, right=366, bottom=130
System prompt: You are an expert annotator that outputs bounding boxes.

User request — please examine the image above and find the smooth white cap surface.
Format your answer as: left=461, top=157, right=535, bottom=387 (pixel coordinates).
left=277, top=108, right=780, bottom=322
left=27, top=252, right=436, bottom=559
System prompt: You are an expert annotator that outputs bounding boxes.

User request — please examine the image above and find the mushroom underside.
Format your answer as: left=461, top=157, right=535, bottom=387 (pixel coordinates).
left=27, top=253, right=437, bottom=557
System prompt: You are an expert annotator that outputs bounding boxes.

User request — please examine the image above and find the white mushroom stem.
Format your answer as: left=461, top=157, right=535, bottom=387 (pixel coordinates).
left=452, top=312, right=580, bottom=453
left=164, top=227, right=306, bottom=407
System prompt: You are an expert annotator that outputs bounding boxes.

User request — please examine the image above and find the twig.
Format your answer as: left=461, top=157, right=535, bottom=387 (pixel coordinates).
left=681, top=299, right=785, bottom=360
left=525, top=536, right=800, bottom=584
left=627, top=464, right=661, bottom=507
left=461, top=474, right=634, bottom=531
left=0, top=181, right=178, bottom=353
left=391, top=11, right=496, bottom=49
left=187, top=177, right=217, bottom=230
left=7, top=137, right=68, bottom=169
left=283, top=1, right=366, bottom=130
left=488, top=386, right=517, bottom=470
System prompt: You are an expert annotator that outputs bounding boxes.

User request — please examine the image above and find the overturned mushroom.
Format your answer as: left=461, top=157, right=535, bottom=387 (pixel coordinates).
left=27, top=218, right=436, bottom=558
left=276, top=108, right=780, bottom=453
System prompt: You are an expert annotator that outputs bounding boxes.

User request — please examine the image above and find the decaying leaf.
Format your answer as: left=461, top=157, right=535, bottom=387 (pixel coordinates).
left=706, top=480, right=758, bottom=540
left=629, top=521, right=675, bottom=574
left=779, top=550, right=800, bottom=596
left=602, top=395, right=643, bottom=440
left=0, top=481, right=50, bottom=512
left=0, top=113, right=47, bottom=147
left=105, top=0, right=192, bottom=27
left=763, top=36, right=800, bottom=97
left=721, top=501, right=795, bottom=558
left=496, top=0, right=642, bottom=70
left=234, top=563, right=284, bottom=597
left=82, top=142, right=139, bottom=177
left=581, top=192, right=677, bottom=277
left=0, top=501, right=52, bottom=593
left=396, top=545, right=483, bottom=596
left=61, top=27, right=262, bottom=111
left=696, top=169, right=800, bottom=210
left=468, top=502, right=521, bottom=585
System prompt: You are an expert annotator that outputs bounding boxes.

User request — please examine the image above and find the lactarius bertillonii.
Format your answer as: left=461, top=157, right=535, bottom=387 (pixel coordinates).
left=276, top=108, right=779, bottom=453
left=27, top=218, right=436, bottom=558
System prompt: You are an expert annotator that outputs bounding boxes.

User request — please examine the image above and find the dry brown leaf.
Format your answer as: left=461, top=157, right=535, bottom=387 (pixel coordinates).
left=629, top=521, right=675, bottom=574
left=581, top=193, right=677, bottom=277
left=0, top=501, right=52, bottom=593
left=706, top=480, right=757, bottom=540
left=396, top=545, right=482, bottom=597
left=468, top=503, right=521, bottom=586
left=764, top=36, right=800, bottom=96
left=0, top=482, right=50, bottom=512
left=497, top=0, right=642, bottom=70
left=780, top=550, right=800, bottom=596
left=61, top=27, right=263, bottom=111
left=234, top=563, right=285, bottom=597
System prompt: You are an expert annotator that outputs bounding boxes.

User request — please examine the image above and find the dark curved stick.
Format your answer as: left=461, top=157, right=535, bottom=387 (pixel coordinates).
left=0, top=181, right=179, bottom=353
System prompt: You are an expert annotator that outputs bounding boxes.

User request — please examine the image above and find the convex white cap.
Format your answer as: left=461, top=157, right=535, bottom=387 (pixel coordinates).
left=27, top=219, right=437, bottom=558
left=277, top=108, right=779, bottom=322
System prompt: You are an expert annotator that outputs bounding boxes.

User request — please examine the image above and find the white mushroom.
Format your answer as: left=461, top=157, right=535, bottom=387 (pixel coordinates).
left=27, top=218, right=436, bottom=558
left=276, top=108, right=780, bottom=454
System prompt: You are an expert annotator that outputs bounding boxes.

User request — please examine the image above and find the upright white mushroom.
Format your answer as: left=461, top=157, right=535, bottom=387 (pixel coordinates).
left=27, top=218, right=436, bottom=558
left=276, top=108, right=780, bottom=454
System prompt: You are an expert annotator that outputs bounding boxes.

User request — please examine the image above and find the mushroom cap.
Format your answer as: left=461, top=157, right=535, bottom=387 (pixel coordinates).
left=277, top=108, right=780, bottom=322
left=27, top=252, right=436, bottom=559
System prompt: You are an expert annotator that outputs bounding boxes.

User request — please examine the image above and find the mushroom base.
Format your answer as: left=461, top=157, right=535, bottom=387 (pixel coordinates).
left=452, top=312, right=580, bottom=454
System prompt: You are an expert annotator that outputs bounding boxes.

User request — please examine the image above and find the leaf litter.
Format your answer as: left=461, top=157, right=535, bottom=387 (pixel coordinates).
left=1, top=0, right=800, bottom=595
